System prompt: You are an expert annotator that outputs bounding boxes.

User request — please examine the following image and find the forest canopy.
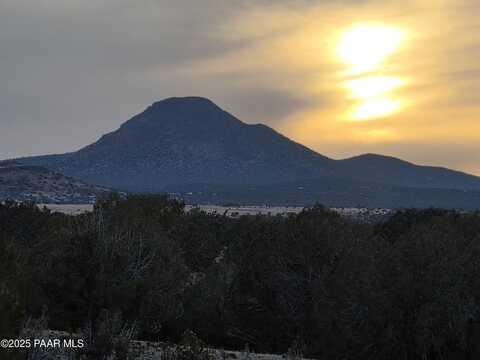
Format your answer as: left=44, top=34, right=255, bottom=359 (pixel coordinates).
left=1, top=195, right=480, bottom=359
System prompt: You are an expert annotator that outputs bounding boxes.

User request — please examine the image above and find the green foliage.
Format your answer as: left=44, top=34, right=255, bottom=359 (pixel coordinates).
left=2, top=198, right=480, bottom=359
left=0, top=236, right=24, bottom=340
left=81, top=310, right=135, bottom=359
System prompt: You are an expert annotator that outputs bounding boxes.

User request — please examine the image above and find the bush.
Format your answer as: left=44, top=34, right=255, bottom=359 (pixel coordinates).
left=2, top=198, right=480, bottom=359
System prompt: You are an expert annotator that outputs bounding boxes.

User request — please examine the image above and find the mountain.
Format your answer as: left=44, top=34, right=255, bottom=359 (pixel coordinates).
left=0, top=161, right=110, bottom=203
left=176, top=178, right=480, bottom=209
left=336, top=153, right=480, bottom=190
left=13, top=96, right=480, bottom=208
left=16, top=97, right=335, bottom=192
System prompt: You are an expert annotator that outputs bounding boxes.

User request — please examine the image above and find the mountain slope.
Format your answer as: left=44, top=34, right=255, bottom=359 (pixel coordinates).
left=176, top=178, right=480, bottom=209
left=0, top=161, right=110, bottom=203
left=336, top=153, right=480, bottom=190
left=17, top=97, right=335, bottom=191
left=12, top=96, right=480, bottom=208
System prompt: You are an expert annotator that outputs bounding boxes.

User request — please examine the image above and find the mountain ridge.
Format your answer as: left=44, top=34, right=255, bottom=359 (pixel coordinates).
left=336, top=153, right=480, bottom=190
left=0, top=161, right=110, bottom=203
left=16, top=97, right=335, bottom=191
left=10, top=96, right=480, bottom=207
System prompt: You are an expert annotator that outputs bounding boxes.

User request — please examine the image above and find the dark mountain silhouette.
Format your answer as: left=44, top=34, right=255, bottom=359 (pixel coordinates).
left=177, top=178, right=480, bottom=209
left=336, top=153, right=480, bottom=190
left=16, top=97, right=335, bottom=191
left=13, top=96, right=480, bottom=208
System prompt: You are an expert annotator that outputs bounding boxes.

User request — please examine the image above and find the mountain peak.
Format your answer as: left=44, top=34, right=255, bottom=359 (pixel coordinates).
left=112, top=96, right=240, bottom=136
left=13, top=98, right=480, bottom=207
left=148, top=96, right=219, bottom=113
left=345, top=153, right=410, bottom=164
left=16, top=97, right=333, bottom=191
left=152, top=96, right=215, bottom=106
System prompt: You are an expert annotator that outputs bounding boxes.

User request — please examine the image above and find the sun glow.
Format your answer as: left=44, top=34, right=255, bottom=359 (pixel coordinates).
left=337, top=24, right=407, bottom=120
left=345, top=76, right=405, bottom=99
left=338, top=24, right=404, bottom=75
left=352, top=97, right=402, bottom=120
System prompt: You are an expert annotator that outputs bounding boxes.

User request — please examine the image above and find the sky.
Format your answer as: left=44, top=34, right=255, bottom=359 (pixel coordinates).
left=1, top=0, right=480, bottom=175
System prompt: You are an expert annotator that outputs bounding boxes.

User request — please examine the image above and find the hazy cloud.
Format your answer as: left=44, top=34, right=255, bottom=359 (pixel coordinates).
left=1, top=0, right=479, bottom=175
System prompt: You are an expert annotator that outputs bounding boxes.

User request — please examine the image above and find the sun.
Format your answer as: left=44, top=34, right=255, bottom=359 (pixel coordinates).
left=336, top=24, right=407, bottom=120
left=338, top=24, right=404, bottom=74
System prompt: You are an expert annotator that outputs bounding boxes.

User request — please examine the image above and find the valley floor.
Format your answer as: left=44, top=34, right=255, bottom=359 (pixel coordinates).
left=41, top=203, right=392, bottom=222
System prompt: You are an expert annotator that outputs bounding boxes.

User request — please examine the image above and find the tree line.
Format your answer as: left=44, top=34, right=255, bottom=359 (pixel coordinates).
left=1, top=194, right=480, bottom=359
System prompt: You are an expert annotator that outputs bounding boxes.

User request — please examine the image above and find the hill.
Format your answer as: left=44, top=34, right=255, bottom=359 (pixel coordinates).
left=336, top=153, right=480, bottom=190
left=17, top=97, right=334, bottom=192
left=12, top=96, right=480, bottom=208
left=0, top=161, right=110, bottom=203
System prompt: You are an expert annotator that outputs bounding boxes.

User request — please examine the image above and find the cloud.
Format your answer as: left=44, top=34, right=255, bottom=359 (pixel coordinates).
left=0, top=0, right=238, bottom=157
left=200, top=0, right=480, bottom=173
left=0, top=0, right=479, bottom=175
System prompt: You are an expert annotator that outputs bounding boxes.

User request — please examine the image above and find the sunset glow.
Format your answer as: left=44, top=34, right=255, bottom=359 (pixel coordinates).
left=338, top=25, right=404, bottom=75
left=345, top=77, right=405, bottom=100
left=352, top=97, right=402, bottom=121
left=2, top=0, right=480, bottom=175
left=337, top=24, right=407, bottom=121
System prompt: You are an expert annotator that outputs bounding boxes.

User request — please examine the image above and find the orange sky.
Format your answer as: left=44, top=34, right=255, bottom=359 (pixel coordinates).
left=182, top=0, right=480, bottom=174
left=1, top=0, right=479, bottom=175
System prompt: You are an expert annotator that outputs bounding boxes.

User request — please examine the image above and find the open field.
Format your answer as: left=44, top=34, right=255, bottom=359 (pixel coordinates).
left=39, top=203, right=94, bottom=215
left=41, top=203, right=392, bottom=222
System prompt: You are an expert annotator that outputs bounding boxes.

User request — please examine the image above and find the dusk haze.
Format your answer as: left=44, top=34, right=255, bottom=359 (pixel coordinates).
left=1, top=0, right=480, bottom=174
left=1, top=1, right=480, bottom=360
